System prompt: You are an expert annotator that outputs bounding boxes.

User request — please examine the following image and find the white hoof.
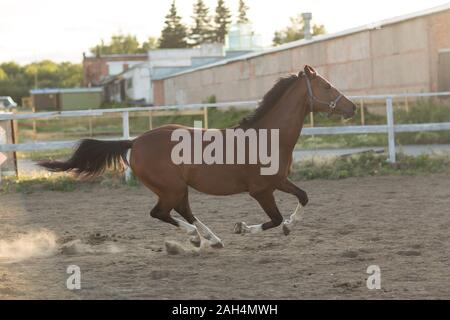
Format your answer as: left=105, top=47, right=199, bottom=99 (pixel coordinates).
left=189, top=236, right=201, bottom=247
left=210, top=241, right=224, bottom=249
left=234, top=222, right=248, bottom=234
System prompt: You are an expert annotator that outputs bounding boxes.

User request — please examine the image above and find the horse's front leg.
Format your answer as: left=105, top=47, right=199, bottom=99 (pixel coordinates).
left=234, top=190, right=283, bottom=234
left=276, top=179, right=309, bottom=235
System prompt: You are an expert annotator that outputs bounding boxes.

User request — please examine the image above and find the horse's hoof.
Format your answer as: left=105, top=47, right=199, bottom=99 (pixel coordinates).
left=190, top=237, right=201, bottom=248
left=210, top=241, right=224, bottom=249
left=282, top=224, right=291, bottom=236
left=233, top=222, right=243, bottom=234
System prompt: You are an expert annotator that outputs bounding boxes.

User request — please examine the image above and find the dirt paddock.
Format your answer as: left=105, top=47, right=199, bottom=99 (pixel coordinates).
left=0, top=173, right=449, bottom=299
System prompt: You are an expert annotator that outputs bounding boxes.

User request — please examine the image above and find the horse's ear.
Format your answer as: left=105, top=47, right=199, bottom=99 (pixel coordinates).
left=304, top=65, right=317, bottom=79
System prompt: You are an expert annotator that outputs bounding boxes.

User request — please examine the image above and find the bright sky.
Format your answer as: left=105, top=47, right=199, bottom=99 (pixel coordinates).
left=1, top=0, right=448, bottom=64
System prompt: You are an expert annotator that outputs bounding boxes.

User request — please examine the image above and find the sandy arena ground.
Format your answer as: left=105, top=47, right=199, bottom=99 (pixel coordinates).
left=0, top=173, right=449, bottom=299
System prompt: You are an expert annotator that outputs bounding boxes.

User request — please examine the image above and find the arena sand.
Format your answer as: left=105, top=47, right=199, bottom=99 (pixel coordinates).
left=0, top=174, right=449, bottom=299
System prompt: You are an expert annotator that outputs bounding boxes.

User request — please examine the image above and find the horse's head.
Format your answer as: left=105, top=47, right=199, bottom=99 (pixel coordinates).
left=300, top=65, right=356, bottom=119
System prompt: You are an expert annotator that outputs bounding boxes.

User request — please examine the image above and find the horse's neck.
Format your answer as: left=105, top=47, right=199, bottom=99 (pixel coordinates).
left=254, top=87, right=308, bottom=153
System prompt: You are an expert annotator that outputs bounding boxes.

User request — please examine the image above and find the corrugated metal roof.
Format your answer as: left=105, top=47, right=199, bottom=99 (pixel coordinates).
left=30, top=88, right=103, bottom=95
left=84, top=53, right=148, bottom=59
left=156, top=3, right=450, bottom=80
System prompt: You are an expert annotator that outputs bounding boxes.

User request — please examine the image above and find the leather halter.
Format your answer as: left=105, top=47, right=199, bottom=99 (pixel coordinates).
left=300, top=71, right=343, bottom=114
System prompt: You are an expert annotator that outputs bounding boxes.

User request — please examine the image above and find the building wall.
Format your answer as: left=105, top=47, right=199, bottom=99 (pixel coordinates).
left=148, top=44, right=224, bottom=68
left=428, top=10, right=450, bottom=91
left=125, top=67, right=152, bottom=103
left=83, top=54, right=148, bottom=86
left=32, top=93, right=59, bottom=111
left=157, top=9, right=450, bottom=106
left=60, top=92, right=103, bottom=110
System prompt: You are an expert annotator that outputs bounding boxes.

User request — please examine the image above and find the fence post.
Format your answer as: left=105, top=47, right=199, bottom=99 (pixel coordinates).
left=149, top=111, right=153, bottom=130
left=386, top=97, right=396, bottom=163
left=203, top=106, right=208, bottom=129
left=122, top=111, right=131, bottom=181
left=88, top=117, right=93, bottom=137
left=360, top=99, right=365, bottom=126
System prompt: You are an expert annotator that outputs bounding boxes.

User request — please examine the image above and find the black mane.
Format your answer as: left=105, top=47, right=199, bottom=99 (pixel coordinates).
left=239, top=74, right=299, bottom=128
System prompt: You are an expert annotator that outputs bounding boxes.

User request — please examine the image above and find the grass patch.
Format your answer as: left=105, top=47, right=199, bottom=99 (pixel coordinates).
left=0, top=173, right=77, bottom=193
left=2, top=153, right=449, bottom=194
left=290, top=152, right=450, bottom=180
left=0, top=171, right=140, bottom=194
left=298, top=133, right=388, bottom=149
left=17, top=148, right=74, bottom=160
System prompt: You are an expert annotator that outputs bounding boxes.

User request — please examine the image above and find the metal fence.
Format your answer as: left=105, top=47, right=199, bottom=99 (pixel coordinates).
left=1, top=92, right=450, bottom=179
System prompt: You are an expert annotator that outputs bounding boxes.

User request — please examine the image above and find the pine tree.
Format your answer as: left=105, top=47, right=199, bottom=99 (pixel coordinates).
left=212, top=0, right=232, bottom=43
left=237, top=0, right=250, bottom=24
left=159, top=0, right=188, bottom=48
left=272, top=14, right=326, bottom=46
left=190, top=0, right=213, bottom=46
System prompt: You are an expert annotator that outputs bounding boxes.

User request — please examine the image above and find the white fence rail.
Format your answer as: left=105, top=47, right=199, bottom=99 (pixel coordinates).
left=1, top=92, right=450, bottom=174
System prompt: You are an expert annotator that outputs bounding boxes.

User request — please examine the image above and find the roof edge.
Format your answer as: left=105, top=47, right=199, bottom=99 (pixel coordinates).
left=156, top=3, right=450, bottom=80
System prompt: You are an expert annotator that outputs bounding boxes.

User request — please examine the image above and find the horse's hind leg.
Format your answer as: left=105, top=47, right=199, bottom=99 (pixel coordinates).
left=156, top=191, right=222, bottom=249
left=150, top=191, right=195, bottom=231
left=234, top=190, right=283, bottom=234
left=150, top=198, right=179, bottom=226
left=175, top=192, right=223, bottom=249
left=173, top=192, right=202, bottom=247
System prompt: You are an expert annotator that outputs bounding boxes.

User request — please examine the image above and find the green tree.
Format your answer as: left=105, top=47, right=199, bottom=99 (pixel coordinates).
left=141, top=36, right=159, bottom=51
left=0, top=61, right=82, bottom=105
left=90, top=34, right=144, bottom=55
left=312, top=24, right=326, bottom=36
left=212, top=0, right=232, bottom=43
left=57, top=62, right=83, bottom=88
left=273, top=14, right=326, bottom=46
left=0, top=62, right=21, bottom=77
left=0, top=62, right=28, bottom=103
left=0, top=68, right=7, bottom=81
left=237, top=0, right=250, bottom=24
left=189, top=0, right=213, bottom=46
left=159, top=0, right=189, bottom=48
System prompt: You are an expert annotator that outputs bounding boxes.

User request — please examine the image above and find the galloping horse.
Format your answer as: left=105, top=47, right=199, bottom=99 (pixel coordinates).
left=39, top=65, right=356, bottom=249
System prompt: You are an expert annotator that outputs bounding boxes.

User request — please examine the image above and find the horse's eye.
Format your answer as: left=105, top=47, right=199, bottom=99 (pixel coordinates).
left=325, top=84, right=331, bottom=90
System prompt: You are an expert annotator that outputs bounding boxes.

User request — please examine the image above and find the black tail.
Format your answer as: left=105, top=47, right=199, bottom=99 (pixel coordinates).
left=38, top=139, right=133, bottom=177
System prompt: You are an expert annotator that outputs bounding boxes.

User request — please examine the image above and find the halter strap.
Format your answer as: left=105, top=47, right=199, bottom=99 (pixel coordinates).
left=300, top=72, right=343, bottom=113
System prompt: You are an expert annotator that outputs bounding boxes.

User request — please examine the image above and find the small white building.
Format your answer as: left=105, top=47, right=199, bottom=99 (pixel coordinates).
left=103, top=43, right=252, bottom=105
left=226, top=23, right=263, bottom=51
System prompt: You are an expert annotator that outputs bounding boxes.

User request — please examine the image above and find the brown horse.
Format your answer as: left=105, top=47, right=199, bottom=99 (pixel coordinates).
left=39, top=65, right=356, bottom=249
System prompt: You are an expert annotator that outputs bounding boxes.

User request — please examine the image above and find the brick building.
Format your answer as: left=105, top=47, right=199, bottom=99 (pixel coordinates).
left=82, top=53, right=148, bottom=87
